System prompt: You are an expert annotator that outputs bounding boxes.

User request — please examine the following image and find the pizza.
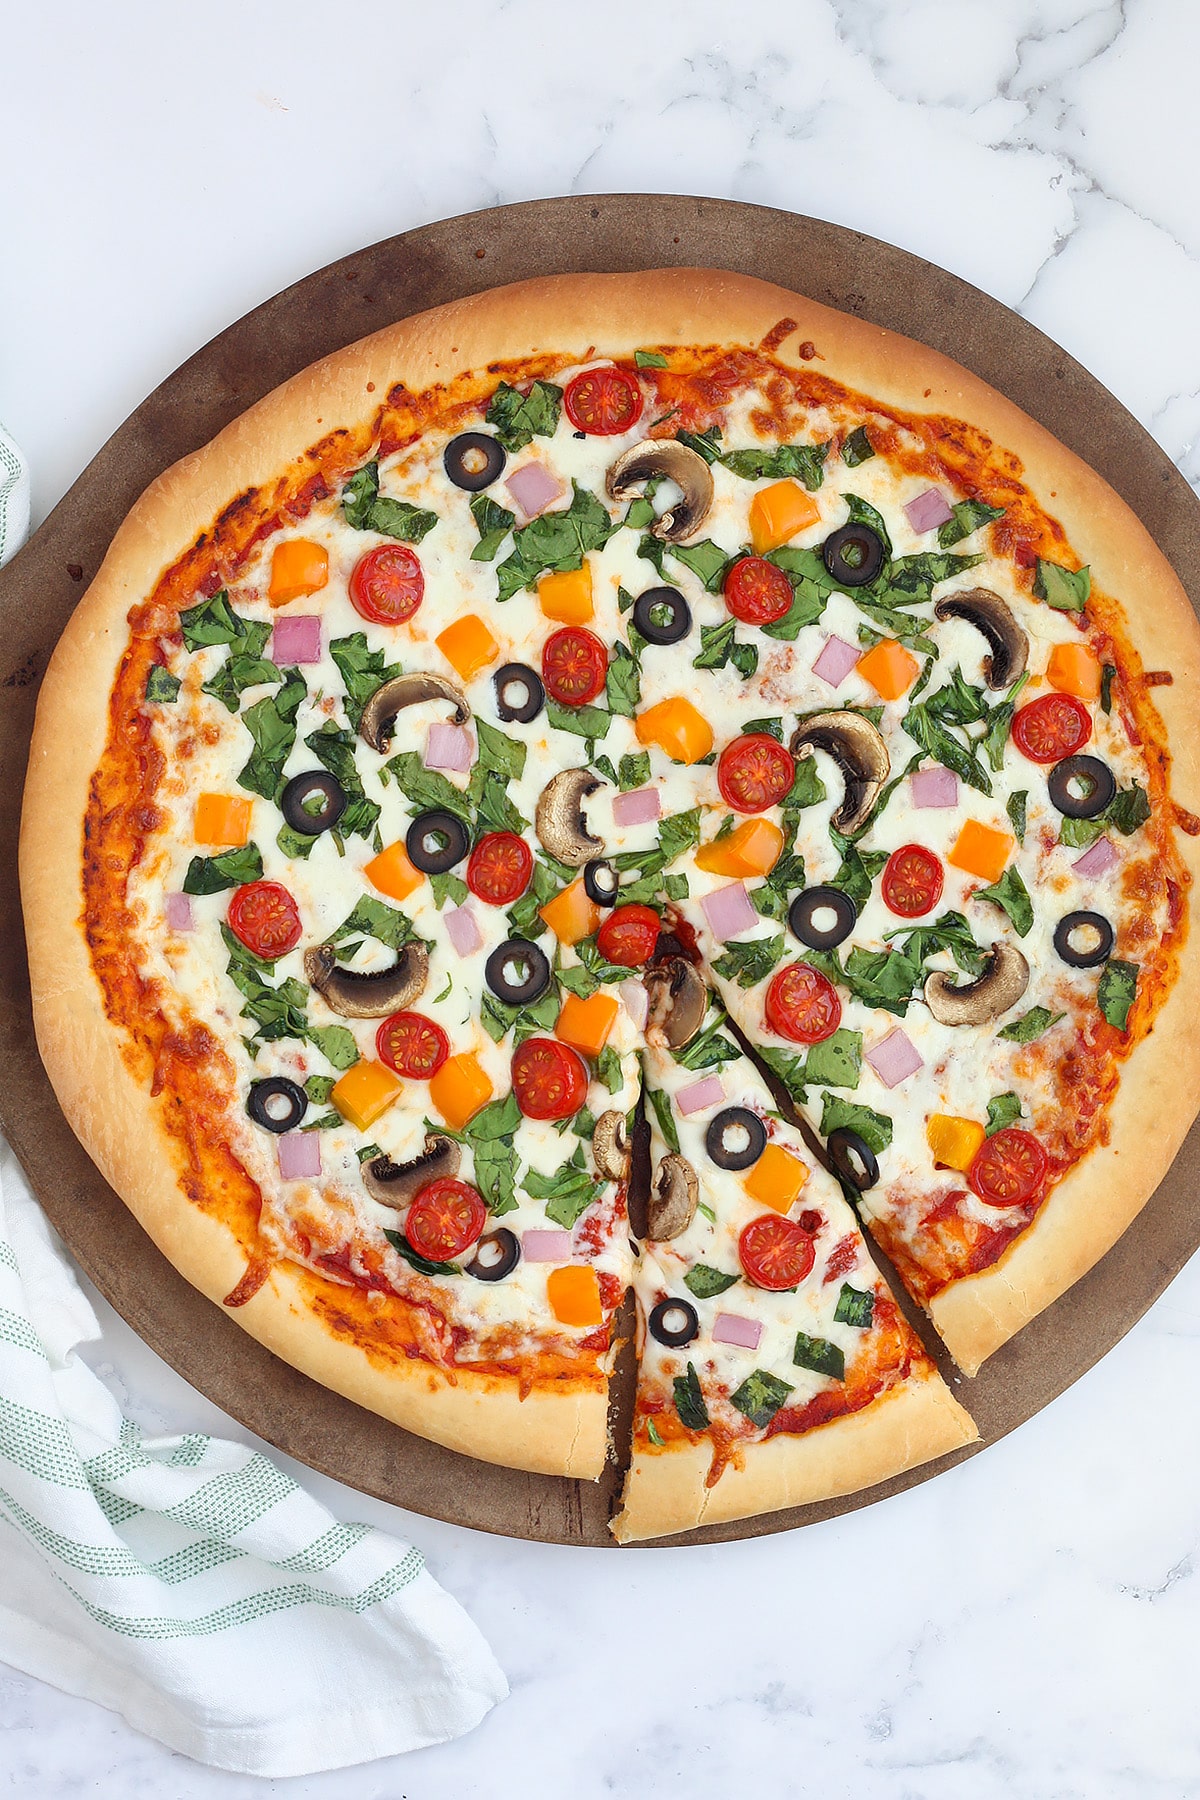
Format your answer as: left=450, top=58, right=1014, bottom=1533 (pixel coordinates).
left=20, top=268, right=1200, bottom=1545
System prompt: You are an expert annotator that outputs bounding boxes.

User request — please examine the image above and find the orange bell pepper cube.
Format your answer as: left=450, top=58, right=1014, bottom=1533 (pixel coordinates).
left=437, top=614, right=500, bottom=682
left=948, top=819, right=1015, bottom=884
left=429, top=1052, right=493, bottom=1132
left=193, top=793, right=252, bottom=847
left=694, top=817, right=784, bottom=878
left=927, top=1114, right=986, bottom=1173
left=1045, top=640, right=1102, bottom=700
left=634, top=697, right=714, bottom=764
left=547, top=1264, right=603, bottom=1328
left=538, top=562, right=594, bottom=625
left=332, top=1059, right=400, bottom=1131
left=556, top=990, right=619, bottom=1058
left=269, top=539, right=329, bottom=606
left=748, top=480, right=821, bottom=554
left=539, top=878, right=601, bottom=946
left=856, top=637, right=920, bottom=702
left=364, top=840, right=424, bottom=903
left=742, top=1142, right=809, bottom=1213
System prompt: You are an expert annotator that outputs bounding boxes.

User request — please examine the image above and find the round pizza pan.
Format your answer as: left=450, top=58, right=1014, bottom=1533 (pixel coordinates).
left=2, top=195, right=1199, bottom=1548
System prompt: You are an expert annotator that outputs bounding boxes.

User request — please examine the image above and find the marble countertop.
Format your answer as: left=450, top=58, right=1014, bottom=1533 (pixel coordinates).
left=5, top=2, right=1200, bottom=1794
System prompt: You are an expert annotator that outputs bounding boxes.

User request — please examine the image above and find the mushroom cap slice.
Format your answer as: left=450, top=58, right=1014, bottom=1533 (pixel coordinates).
left=790, top=710, right=890, bottom=837
left=358, top=673, right=470, bottom=754
left=605, top=440, right=715, bottom=543
left=591, top=1110, right=631, bottom=1181
left=643, top=956, right=708, bottom=1050
left=535, top=768, right=605, bottom=867
left=362, top=1134, right=461, bottom=1209
left=303, top=942, right=429, bottom=1019
left=645, top=1153, right=700, bottom=1241
left=933, top=588, right=1029, bottom=690
left=924, top=941, right=1030, bottom=1027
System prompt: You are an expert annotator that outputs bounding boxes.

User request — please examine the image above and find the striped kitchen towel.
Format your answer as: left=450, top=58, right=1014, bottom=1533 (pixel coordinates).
left=0, top=421, right=30, bottom=566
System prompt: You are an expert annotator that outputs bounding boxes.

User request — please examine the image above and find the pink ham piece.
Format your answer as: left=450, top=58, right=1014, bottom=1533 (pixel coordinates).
left=165, top=892, right=194, bottom=932
left=523, top=1229, right=575, bottom=1263
left=910, top=766, right=959, bottom=809
left=506, top=460, right=565, bottom=520
left=1073, top=835, right=1118, bottom=879
left=278, top=1131, right=321, bottom=1179
left=677, top=1074, right=725, bottom=1117
left=904, top=488, right=954, bottom=533
left=612, top=786, right=661, bottom=827
left=700, top=882, right=757, bottom=941
left=619, top=978, right=649, bottom=1031
left=867, top=1027, right=923, bottom=1089
left=270, top=614, right=322, bottom=664
left=425, top=722, right=474, bottom=774
left=443, top=903, right=482, bottom=957
left=712, top=1312, right=763, bottom=1351
left=812, top=634, right=860, bottom=687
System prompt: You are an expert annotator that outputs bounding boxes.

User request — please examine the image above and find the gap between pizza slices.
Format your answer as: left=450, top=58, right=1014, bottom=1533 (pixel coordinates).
left=19, top=270, right=1200, bottom=1545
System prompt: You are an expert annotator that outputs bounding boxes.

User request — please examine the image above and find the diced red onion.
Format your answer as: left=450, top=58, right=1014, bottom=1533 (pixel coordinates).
left=904, top=488, right=954, bottom=533
left=270, top=614, right=322, bottom=664
left=278, top=1131, right=322, bottom=1179
left=866, top=1027, right=924, bottom=1089
left=1073, top=835, right=1118, bottom=879
left=910, top=766, right=959, bottom=809
left=444, top=903, right=482, bottom=957
left=700, top=882, right=757, bottom=941
left=612, top=785, right=661, bottom=827
left=505, top=460, right=565, bottom=519
left=523, top=1229, right=575, bottom=1263
left=677, top=1074, right=725, bottom=1117
left=620, top=979, right=648, bottom=1031
left=165, top=892, right=194, bottom=932
left=425, top=722, right=474, bottom=774
left=712, top=1312, right=762, bottom=1350
left=812, top=634, right=860, bottom=687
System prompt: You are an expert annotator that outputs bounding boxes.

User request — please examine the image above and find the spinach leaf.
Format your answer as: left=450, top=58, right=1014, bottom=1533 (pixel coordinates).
left=819, top=1094, right=892, bottom=1155
left=1098, top=959, right=1138, bottom=1032
left=383, top=1231, right=459, bottom=1277
left=618, top=751, right=651, bottom=790
left=1007, top=789, right=1028, bottom=844
left=977, top=865, right=1033, bottom=937
left=1101, top=663, right=1117, bottom=714
left=305, top=1074, right=337, bottom=1106
left=237, top=670, right=306, bottom=800
left=712, top=933, right=785, bottom=989
left=998, top=1006, right=1065, bottom=1043
left=524, top=1149, right=601, bottom=1227
left=342, top=460, right=437, bottom=543
left=306, top=1025, right=360, bottom=1070
left=179, top=590, right=247, bottom=650
left=634, top=349, right=669, bottom=368
left=673, top=1363, right=709, bottom=1431
left=829, top=833, right=888, bottom=910
left=986, top=1092, right=1024, bottom=1136
left=495, top=481, right=614, bottom=602
left=1058, top=781, right=1150, bottom=850
left=902, top=695, right=992, bottom=795
left=304, top=720, right=380, bottom=840
left=1034, top=559, right=1090, bottom=612
left=845, top=494, right=892, bottom=557
left=938, top=499, right=1005, bottom=548
left=606, top=643, right=641, bottom=717
left=755, top=1045, right=810, bottom=1108
left=645, top=1082, right=680, bottom=1153
left=833, top=1283, right=875, bottom=1328
left=386, top=751, right=471, bottom=823
left=485, top=380, right=563, bottom=452
left=429, top=871, right=469, bottom=909
left=672, top=1010, right=740, bottom=1072
left=545, top=698, right=611, bottom=740
left=730, top=1370, right=794, bottom=1428
left=801, top=1028, right=862, bottom=1090
left=684, top=1264, right=740, bottom=1299
left=221, top=924, right=310, bottom=1042
left=469, top=493, right=516, bottom=561
left=183, top=842, right=264, bottom=895
left=793, top=1333, right=846, bottom=1380
left=883, top=550, right=982, bottom=600
left=145, top=665, right=182, bottom=704
left=200, top=618, right=279, bottom=714
left=693, top=618, right=759, bottom=679
left=329, top=633, right=401, bottom=730
left=675, top=427, right=724, bottom=464
left=669, top=538, right=736, bottom=592
left=328, top=896, right=420, bottom=952
left=468, top=721, right=528, bottom=834
left=841, top=427, right=875, bottom=468
left=719, top=440, right=829, bottom=491
left=659, top=808, right=702, bottom=863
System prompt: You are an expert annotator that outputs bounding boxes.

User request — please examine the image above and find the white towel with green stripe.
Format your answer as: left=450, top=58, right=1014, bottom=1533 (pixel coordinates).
left=0, top=421, right=30, bottom=566
left=0, top=1140, right=507, bottom=1775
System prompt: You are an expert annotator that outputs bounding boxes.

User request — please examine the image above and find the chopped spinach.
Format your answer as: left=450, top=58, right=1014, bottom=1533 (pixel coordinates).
left=645, top=1082, right=680, bottom=1153
left=237, top=670, right=306, bottom=800
left=495, top=481, right=614, bottom=602
left=485, top=380, right=563, bottom=452
left=179, top=590, right=248, bottom=650
left=1007, top=789, right=1028, bottom=844
left=145, top=664, right=182, bottom=704
left=801, top=1027, right=862, bottom=1090
left=841, top=427, right=875, bottom=468
left=1098, top=958, right=1139, bottom=1032
left=937, top=499, right=1005, bottom=548
left=1058, top=781, right=1150, bottom=850
left=183, top=842, right=264, bottom=895
left=712, top=933, right=786, bottom=989
left=1034, top=558, right=1090, bottom=613
left=634, top=349, right=669, bottom=369
left=304, top=720, right=380, bottom=840
left=329, top=633, right=401, bottom=730
left=469, top=493, right=516, bottom=561
left=618, top=750, right=651, bottom=790
left=730, top=1370, right=794, bottom=1428
left=606, top=642, right=641, bottom=717
left=977, top=864, right=1033, bottom=937
left=997, top=1006, right=1065, bottom=1043
left=524, top=1147, right=601, bottom=1227
left=673, top=1363, right=709, bottom=1431
left=793, top=1333, right=846, bottom=1380
left=719, top=440, right=829, bottom=491
left=383, top=1231, right=459, bottom=1277
left=819, top=1094, right=892, bottom=1156
left=833, top=1283, right=875, bottom=1329
left=342, top=460, right=437, bottom=543
left=386, top=750, right=471, bottom=823
left=985, top=1092, right=1024, bottom=1136
left=693, top=618, right=759, bottom=679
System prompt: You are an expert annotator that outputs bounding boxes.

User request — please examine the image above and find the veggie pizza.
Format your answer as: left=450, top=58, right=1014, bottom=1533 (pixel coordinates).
left=20, top=270, right=1200, bottom=1544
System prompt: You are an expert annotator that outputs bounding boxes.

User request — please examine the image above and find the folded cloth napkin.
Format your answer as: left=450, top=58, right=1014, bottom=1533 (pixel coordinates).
left=0, top=420, right=30, bottom=565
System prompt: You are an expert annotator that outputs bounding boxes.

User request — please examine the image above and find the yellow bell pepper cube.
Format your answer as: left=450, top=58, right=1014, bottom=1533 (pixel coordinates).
left=926, top=1114, right=987, bottom=1173
left=547, top=1264, right=603, bottom=1328
left=948, top=819, right=1014, bottom=884
left=429, top=1052, right=493, bottom=1132
left=332, top=1059, right=401, bottom=1131
left=436, top=614, right=499, bottom=682
left=856, top=637, right=920, bottom=702
left=634, top=696, right=714, bottom=764
left=538, top=878, right=601, bottom=946
left=364, top=840, right=423, bottom=903
left=537, top=562, right=594, bottom=624
left=748, top=480, right=821, bottom=554
left=1045, top=641, right=1102, bottom=700
left=555, top=990, right=619, bottom=1059
left=268, top=539, right=329, bottom=606
left=742, top=1142, right=809, bottom=1213
left=694, top=817, right=784, bottom=878
left=193, top=793, right=252, bottom=847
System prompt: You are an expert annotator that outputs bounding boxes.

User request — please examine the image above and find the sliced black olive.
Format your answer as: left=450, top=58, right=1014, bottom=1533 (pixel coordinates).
left=443, top=431, right=506, bottom=492
left=704, top=1107, right=767, bottom=1172
left=485, top=938, right=552, bottom=1005
left=583, top=858, right=620, bottom=906
left=1048, top=755, right=1117, bottom=820
left=246, top=1077, right=308, bottom=1134
left=822, top=523, right=886, bottom=589
left=493, top=662, right=545, bottom=724
left=406, top=808, right=470, bottom=875
left=465, top=1228, right=521, bottom=1282
left=826, top=1127, right=879, bottom=1191
left=789, top=886, right=858, bottom=951
left=648, top=1297, right=699, bottom=1348
left=279, top=770, right=347, bottom=837
left=1054, top=910, right=1114, bottom=969
left=632, top=585, right=692, bottom=647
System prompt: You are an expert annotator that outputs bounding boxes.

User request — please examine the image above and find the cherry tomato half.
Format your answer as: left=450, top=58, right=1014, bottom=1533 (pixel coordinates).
left=376, top=1011, right=450, bottom=1080
left=881, top=844, right=944, bottom=919
left=764, top=962, right=842, bottom=1044
left=968, top=1127, right=1048, bottom=1208
left=1011, top=692, right=1091, bottom=764
left=717, top=733, right=796, bottom=813
left=596, top=903, right=661, bottom=968
left=739, top=1214, right=816, bottom=1291
left=563, top=366, right=643, bottom=436
left=511, top=1036, right=589, bottom=1121
left=723, top=556, right=794, bottom=626
left=227, top=881, right=302, bottom=959
left=405, top=1177, right=487, bottom=1262
left=349, top=543, right=425, bottom=625
left=467, top=831, right=533, bottom=906
left=541, top=626, right=608, bottom=706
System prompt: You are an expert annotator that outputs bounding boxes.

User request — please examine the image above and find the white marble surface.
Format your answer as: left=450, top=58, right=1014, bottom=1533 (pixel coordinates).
left=4, top=1, right=1200, bottom=1792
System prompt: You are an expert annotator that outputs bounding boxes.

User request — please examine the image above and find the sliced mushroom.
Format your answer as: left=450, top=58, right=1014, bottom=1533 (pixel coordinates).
left=790, top=711, right=890, bottom=836
left=362, top=1134, right=461, bottom=1210
left=933, top=588, right=1029, bottom=690
left=358, top=673, right=470, bottom=753
left=645, top=1153, right=700, bottom=1240
left=923, top=941, right=1030, bottom=1027
left=605, top=440, right=715, bottom=543
left=643, top=957, right=708, bottom=1050
left=535, top=768, right=605, bottom=867
left=303, top=942, right=429, bottom=1018
left=592, top=1110, right=631, bottom=1181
